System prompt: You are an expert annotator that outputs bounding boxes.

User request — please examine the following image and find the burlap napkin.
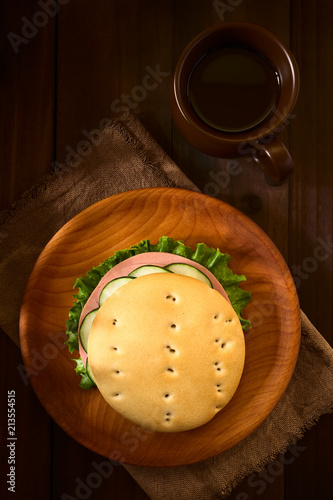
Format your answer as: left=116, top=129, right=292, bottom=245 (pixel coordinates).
left=1, top=112, right=332, bottom=499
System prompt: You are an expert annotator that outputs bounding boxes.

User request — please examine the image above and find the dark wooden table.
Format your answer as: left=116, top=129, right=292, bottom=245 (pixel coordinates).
left=1, top=1, right=332, bottom=499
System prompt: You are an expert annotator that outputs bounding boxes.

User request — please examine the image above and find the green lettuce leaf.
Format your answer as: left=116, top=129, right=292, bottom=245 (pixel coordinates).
left=66, top=236, right=252, bottom=390
left=73, top=358, right=95, bottom=390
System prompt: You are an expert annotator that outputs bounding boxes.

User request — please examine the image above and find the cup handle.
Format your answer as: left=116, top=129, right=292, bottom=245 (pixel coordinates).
left=252, top=136, right=294, bottom=183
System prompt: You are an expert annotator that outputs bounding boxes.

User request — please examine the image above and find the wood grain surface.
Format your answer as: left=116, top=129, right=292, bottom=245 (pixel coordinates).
left=1, top=0, right=332, bottom=498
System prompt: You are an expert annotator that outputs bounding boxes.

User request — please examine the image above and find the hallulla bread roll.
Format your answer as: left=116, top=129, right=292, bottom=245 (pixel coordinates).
left=87, top=273, right=245, bottom=432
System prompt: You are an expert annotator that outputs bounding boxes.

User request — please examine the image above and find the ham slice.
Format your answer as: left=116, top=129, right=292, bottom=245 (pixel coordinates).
left=78, top=252, right=230, bottom=368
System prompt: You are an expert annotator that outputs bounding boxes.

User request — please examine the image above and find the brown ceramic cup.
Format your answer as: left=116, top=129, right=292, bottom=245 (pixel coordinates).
left=170, top=23, right=300, bottom=182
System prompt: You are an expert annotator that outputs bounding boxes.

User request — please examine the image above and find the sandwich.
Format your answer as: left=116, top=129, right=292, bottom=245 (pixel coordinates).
left=66, top=236, right=251, bottom=432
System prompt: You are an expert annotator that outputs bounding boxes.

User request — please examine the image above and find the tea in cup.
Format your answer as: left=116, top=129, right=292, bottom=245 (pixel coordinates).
left=170, top=23, right=299, bottom=182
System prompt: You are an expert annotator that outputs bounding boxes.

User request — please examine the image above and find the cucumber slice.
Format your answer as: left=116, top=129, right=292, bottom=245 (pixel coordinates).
left=164, top=263, right=212, bottom=287
left=99, top=276, right=134, bottom=306
left=128, top=265, right=171, bottom=278
left=86, top=358, right=96, bottom=384
left=79, top=309, right=98, bottom=353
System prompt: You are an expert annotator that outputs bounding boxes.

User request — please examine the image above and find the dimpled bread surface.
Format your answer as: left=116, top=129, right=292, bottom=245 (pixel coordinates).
left=87, top=273, right=245, bottom=432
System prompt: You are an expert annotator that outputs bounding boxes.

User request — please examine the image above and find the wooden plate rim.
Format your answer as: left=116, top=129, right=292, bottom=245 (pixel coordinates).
left=19, top=187, right=301, bottom=466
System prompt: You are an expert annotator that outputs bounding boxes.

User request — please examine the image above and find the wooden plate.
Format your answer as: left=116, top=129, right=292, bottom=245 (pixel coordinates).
left=20, top=187, right=300, bottom=467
